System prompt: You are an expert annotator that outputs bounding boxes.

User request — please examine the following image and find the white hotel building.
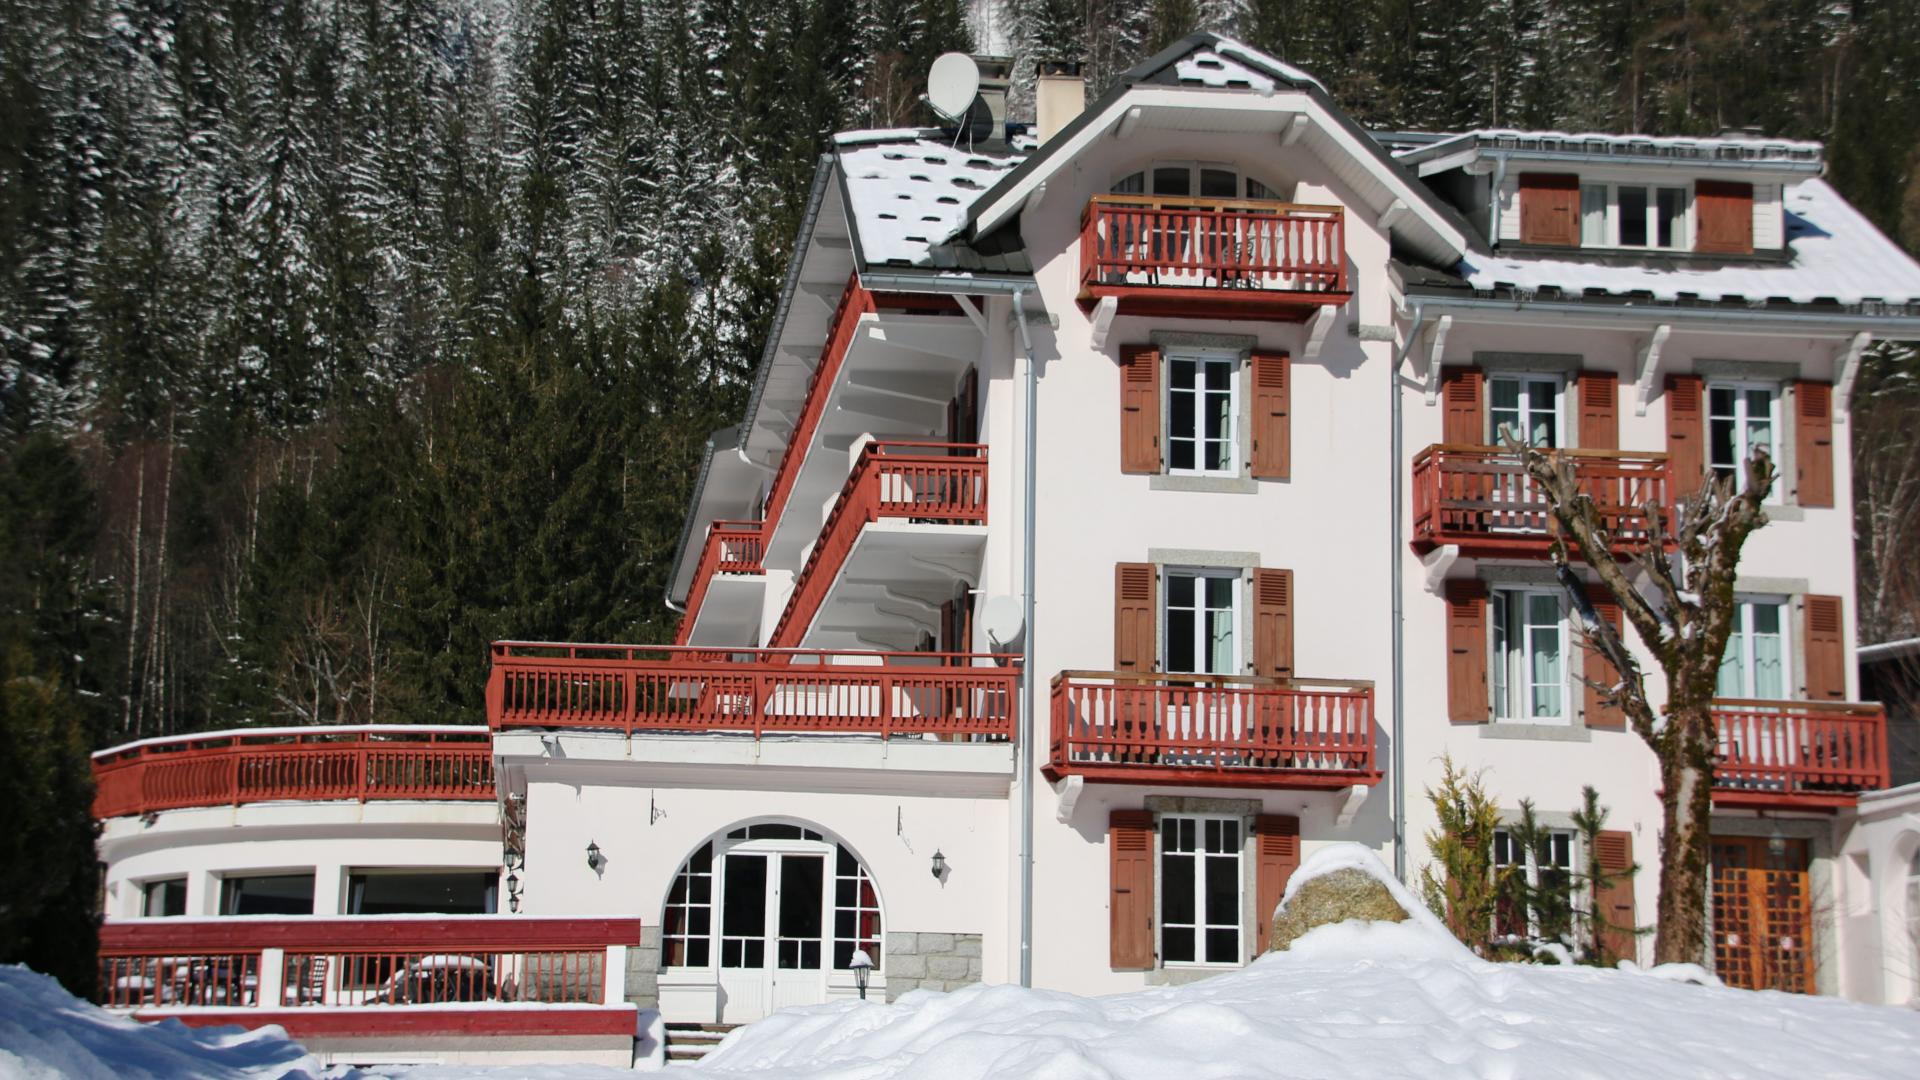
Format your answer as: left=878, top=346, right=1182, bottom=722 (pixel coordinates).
left=90, top=34, right=1920, bottom=1065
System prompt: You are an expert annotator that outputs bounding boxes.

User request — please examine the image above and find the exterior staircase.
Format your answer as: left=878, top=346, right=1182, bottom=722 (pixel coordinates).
left=664, top=1022, right=740, bottom=1066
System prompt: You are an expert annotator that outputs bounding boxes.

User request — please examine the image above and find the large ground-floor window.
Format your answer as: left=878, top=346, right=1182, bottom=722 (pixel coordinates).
left=1159, top=814, right=1242, bottom=965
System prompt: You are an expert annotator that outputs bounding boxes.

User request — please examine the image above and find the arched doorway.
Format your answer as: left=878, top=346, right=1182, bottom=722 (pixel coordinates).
left=661, top=822, right=882, bottom=1023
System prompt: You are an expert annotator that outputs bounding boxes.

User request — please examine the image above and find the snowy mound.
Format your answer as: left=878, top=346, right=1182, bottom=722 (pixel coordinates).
left=701, top=845, right=1920, bottom=1079
left=0, top=965, right=321, bottom=1080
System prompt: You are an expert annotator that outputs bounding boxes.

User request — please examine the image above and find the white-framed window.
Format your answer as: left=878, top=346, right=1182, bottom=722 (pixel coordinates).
left=1166, top=352, right=1239, bottom=475
left=1707, top=381, right=1779, bottom=488
left=1488, top=374, right=1562, bottom=447
left=1491, top=587, right=1568, bottom=723
left=142, top=877, right=187, bottom=917
left=1112, top=163, right=1281, bottom=200
left=832, top=845, right=882, bottom=970
left=663, top=842, right=715, bottom=967
left=1717, top=596, right=1789, bottom=700
left=1159, top=815, right=1243, bottom=965
left=1163, top=568, right=1241, bottom=675
left=1493, top=828, right=1575, bottom=940
left=1577, top=182, right=1689, bottom=249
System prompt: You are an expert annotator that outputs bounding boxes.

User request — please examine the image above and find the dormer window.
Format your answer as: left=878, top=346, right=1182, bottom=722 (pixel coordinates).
left=1520, top=173, right=1755, bottom=254
left=1580, top=183, right=1688, bottom=249
left=1112, top=163, right=1282, bottom=201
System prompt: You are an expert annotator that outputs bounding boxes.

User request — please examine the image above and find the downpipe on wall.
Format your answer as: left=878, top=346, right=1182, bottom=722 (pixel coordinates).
left=1388, top=298, right=1426, bottom=882
left=1013, top=287, right=1039, bottom=987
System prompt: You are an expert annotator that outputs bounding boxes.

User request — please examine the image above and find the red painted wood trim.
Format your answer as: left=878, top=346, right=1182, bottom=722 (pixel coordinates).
left=136, top=1006, right=638, bottom=1039
left=1409, top=443, right=1675, bottom=559
left=100, top=917, right=644, bottom=953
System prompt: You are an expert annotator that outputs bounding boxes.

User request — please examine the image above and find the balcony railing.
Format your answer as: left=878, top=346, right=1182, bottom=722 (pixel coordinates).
left=761, top=274, right=874, bottom=533
left=1411, top=445, right=1673, bottom=554
left=98, top=916, right=639, bottom=1028
left=1047, top=672, right=1379, bottom=788
left=1079, top=195, right=1349, bottom=318
left=487, top=643, right=1018, bottom=740
left=1713, top=699, right=1890, bottom=809
left=767, top=440, right=987, bottom=648
left=92, top=727, right=495, bottom=820
left=673, top=519, right=766, bottom=645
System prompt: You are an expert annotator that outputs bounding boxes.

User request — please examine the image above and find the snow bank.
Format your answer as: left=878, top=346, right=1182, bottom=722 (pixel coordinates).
left=0, top=965, right=321, bottom=1080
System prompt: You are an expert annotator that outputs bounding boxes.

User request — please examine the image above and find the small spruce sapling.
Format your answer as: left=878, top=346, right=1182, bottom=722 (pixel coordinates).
left=1571, top=785, right=1641, bottom=967
left=1419, top=755, right=1501, bottom=954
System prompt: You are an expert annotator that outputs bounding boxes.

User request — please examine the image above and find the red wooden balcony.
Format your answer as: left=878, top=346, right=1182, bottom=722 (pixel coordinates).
left=97, top=916, right=640, bottom=1039
left=1046, top=672, right=1379, bottom=789
left=767, top=440, right=987, bottom=648
left=672, top=519, right=765, bottom=645
left=1713, top=699, right=1890, bottom=810
left=761, top=274, right=874, bottom=533
left=1078, top=195, right=1350, bottom=321
left=488, top=643, right=1018, bottom=740
left=1411, top=445, right=1674, bottom=556
left=92, top=727, right=495, bottom=819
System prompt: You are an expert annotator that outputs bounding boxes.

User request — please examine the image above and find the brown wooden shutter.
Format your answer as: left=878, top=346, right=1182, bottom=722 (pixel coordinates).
left=1253, top=815, right=1301, bottom=955
left=1445, top=579, right=1490, bottom=723
left=1519, top=173, right=1581, bottom=246
left=1252, top=569, right=1295, bottom=681
left=1440, top=367, right=1484, bottom=445
left=1594, top=830, right=1637, bottom=963
left=1114, top=563, right=1157, bottom=672
left=1803, top=595, right=1846, bottom=701
left=1109, top=809, right=1156, bottom=970
left=1250, top=351, right=1291, bottom=479
left=1583, top=584, right=1626, bottom=730
left=1576, top=371, right=1619, bottom=450
left=1120, top=345, right=1161, bottom=474
left=1665, top=374, right=1706, bottom=497
left=1694, top=181, right=1755, bottom=255
left=1793, top=381, right=1834, bottom=508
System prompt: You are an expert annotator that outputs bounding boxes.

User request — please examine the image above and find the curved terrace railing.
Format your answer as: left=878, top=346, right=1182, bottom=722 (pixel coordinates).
left=1713, top=699, right=1889, bottom=808
left=1048, top=671, right=1378, bottom=788
left=487, top=643, right=1018, bottom=740
left=766, top=440, right=987, bottom=648
left=92, top=726, right=495, bottom=819
left=1411, top=444, right=1673, bottom=554
left=1080, top=195, right=1348, bottom=295
left=672, top=519, right=766, bottom=645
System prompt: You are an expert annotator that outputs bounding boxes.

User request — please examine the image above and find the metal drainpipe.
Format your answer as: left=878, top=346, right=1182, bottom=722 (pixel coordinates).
left=1488, top=153, right=1509, bottom=249
left=1389, top=298, right=1426, bottom=883
left=1012, top=286, right=1039, bottom=988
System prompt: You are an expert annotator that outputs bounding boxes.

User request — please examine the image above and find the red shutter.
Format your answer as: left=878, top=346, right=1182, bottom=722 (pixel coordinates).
left=1583, top=584, right=1626, bottom=730
left=1695, top=181, right=1755, bottom=255
left=1594, top=830, right=1637, bottom=963
left=1576, top=371, right=1619, bottom=451
left=1252, top=569, right=1294, bottom=681
left=1114, top=563, right=1157, bottom=672
left=1803, top=595, right=1846, bottom=701
left=1120, top=345, right=1161, bottom=474
left=1109, top=810, right=1156, bottom=970
left=1250, top=351, right=1291, bottom=480
left=1446, top=579, right=1490, bottom=723
left=1666, top=374, right=1706, bottom=497
left=1253, top=815, right=1301, bottom=954
left=1440, top=367, right=1484, bottom=445
left=1519, top=173, right=1581, bottom=246
left=1794, top=381, right=1834, bottom=508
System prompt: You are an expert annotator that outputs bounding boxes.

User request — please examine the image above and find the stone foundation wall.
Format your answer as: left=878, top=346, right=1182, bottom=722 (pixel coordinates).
left=884, top=932, right=982, bottom=1001
left=625, top=925, right=662, bottom=1009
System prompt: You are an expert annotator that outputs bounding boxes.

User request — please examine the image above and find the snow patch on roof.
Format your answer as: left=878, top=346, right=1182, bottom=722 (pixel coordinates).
left=1403, top=128, right=1823, bottom=163
left=837, top=136, right=1026, bottom=269
left=1460, top=179, right=1920, bottom=307
left=1210, top=36, right=1327, bottom=94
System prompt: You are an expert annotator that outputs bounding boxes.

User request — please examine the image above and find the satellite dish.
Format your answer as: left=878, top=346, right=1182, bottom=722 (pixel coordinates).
left=979, top=595, right=1025, bottom=649
left=926, top=53, right=981, bottom=124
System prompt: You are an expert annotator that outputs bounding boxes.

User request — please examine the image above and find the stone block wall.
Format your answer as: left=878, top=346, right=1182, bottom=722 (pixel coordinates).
left=625, top=925, right=662, bottom=1009
left=883, top=931, right=983, bottom=1001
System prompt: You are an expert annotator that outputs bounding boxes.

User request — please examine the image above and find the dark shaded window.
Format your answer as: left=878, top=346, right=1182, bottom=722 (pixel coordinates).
left=143, top=877, right=187, bottom=917
left=347, top=871, right=496, bottom=915
left=220, top=873, right=315, bottom=915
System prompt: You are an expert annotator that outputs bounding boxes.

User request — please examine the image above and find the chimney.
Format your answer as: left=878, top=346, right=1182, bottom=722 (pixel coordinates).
left=966, top=56, right=1014, bottom=144
left=1035, top=61, right=1085, bottom=144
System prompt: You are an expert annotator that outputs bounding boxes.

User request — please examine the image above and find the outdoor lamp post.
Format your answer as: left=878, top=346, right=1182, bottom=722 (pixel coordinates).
left=850, top=949, right=873, bottom=1000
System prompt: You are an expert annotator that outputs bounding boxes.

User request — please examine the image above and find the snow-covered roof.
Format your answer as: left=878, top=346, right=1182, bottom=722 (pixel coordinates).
left=1398, top=128, right=1825, bottom=168
left=1173, top=39, right=1327, bottom=95
left=834, top=132, right=1027, bottom=270
left=1458, top=179, right=1920, bottom=308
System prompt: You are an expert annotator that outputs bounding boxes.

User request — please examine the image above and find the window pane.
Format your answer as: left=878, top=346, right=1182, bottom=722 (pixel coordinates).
left=1247, top=178, right=1277, bottom=200
left=1171, top=358, right=1197, bottom=392
left=1167, top=609, right=1196, bottom=673
left=1167, top=574, right=1195, bottom=608
left=1204, top=928, right=1239, bottom=963
left=1718, top=626, right=1747, bottom=697
left=1205, top=858, right=1238, bottom=924
left=1162, top=926, right=1195, bottom=963
left=1657, top=187, right=1685, bottom=248
left=1162, top=857, right=1195, bottom=925
left=348, top=871, right=495, bottom=915
left=1491, top=593, right=1512, bottom=719
left=1203, top=360, right=1231, bottom=391
left=1154, top=168, right=1191, bottom=196
left=221, top=873, right=315, bottom=916
left=143, top=879, right=187, bottom=917
left=1581, top=185, right=1608, bottom=245
left=1200, top=169, right=1237, bottom=198
left=1113, top=172, right=1145, bottom=195
left=1527, top=379, right=1558, bottom=447
left=1170, top=388, right=1196, bottom=440
left=1744, top=389, right=1774, bottom=458
left=1752, top=604, right=1785, bottom=698
left=1620, top=187, right=1649, bottom=246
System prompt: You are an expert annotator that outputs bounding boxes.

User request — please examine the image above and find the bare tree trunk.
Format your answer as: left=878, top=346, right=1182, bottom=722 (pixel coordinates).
left=1657, top=698, right=1716, bottom=965
left=121, top=447, right=146, bottom=735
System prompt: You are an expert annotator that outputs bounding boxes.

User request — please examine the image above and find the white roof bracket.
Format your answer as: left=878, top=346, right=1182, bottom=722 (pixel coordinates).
left=798, top=281, right=844, bottom=309
left=1634, top=324, right=1673, bottom=417
left=1054, top=775, right=1085, bottom=824
left=1335, top=782, right=1370, bottom=829
left=1088, top=295, right=1119, bottom=351
left=1421, top=544, right=1461, bottom=596
left=1421, top=315, right=1453, bottom=405
left=1833, top=331, right=1870, bottom=423
left=953, top=294, right=989, bottom=336
left=1114, top=107, right=1143, bottom=140
left=1279, top=113, right=1308, bottom=146
left=1376, top=198, right=1409, bottom=232
left=1302, top=304, right=1337, bottom=361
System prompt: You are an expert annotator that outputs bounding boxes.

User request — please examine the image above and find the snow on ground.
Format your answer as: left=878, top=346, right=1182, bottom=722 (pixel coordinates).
left=8, top=846, right=1920, bottom=1079
left=0, top=965, right=321, bottom=1080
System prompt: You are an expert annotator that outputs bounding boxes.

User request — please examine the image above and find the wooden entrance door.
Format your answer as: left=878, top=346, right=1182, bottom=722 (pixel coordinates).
left=1711, top=836, right=1814, bottom=993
